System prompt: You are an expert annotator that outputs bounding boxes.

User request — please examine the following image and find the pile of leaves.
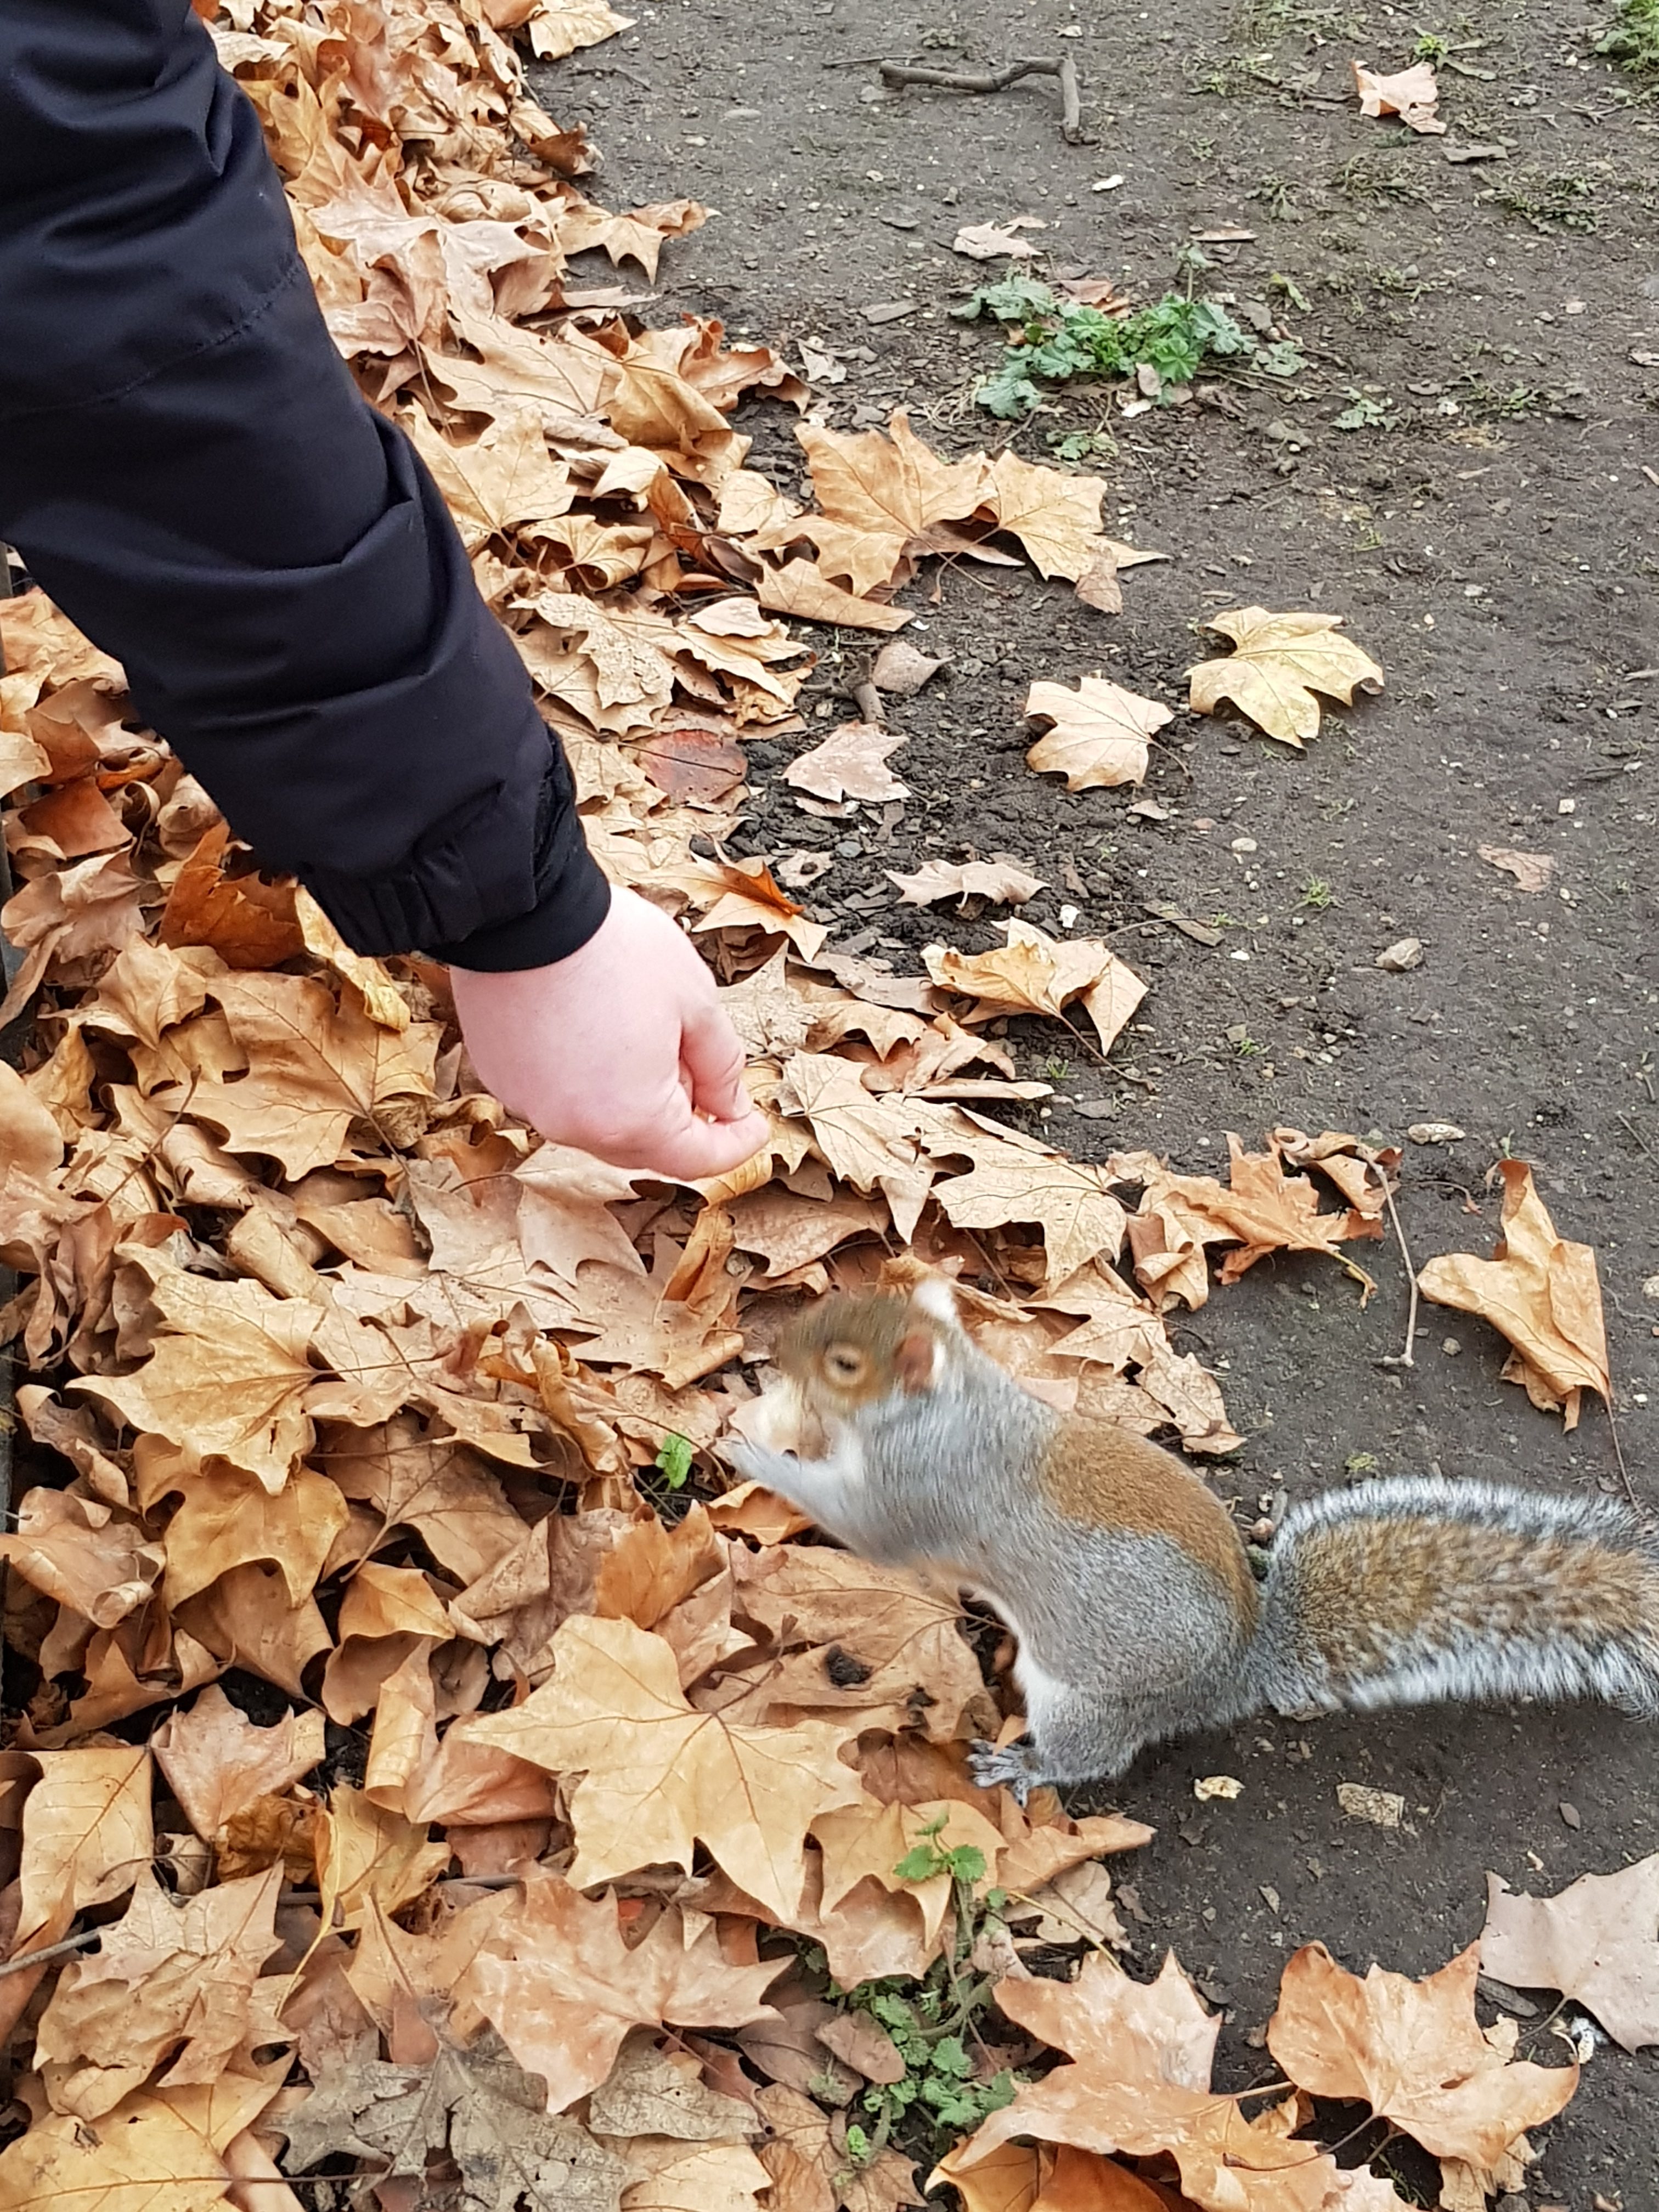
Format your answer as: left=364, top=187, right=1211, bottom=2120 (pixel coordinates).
left=0, top=2, right=1621, bottom=2208
left=953, top=277, right=1305, bottom=419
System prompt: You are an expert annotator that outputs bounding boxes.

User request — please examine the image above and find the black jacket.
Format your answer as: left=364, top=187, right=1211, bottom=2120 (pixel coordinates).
left=0, top=0, right=609, bottom=968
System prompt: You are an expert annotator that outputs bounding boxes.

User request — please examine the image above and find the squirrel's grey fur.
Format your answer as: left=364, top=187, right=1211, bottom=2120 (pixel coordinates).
left=725, top=1281, right=1659, bottom=1796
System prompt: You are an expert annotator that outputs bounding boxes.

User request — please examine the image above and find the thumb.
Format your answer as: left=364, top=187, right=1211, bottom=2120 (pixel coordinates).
left=637, top=1093, right=771, bottom=1184
left=679, top=996, right=754, bottom=1125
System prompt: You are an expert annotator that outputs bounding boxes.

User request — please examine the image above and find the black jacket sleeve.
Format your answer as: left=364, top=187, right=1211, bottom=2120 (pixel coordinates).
left=0, top=0, right=610, bottom=970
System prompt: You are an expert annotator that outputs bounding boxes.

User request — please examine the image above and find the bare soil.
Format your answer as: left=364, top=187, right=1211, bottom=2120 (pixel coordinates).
left=536, top=2, right=1659, bottom=2198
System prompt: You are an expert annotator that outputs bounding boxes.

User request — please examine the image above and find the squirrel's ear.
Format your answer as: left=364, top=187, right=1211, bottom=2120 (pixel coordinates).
left=895, top=1328, right=938, bottom=1393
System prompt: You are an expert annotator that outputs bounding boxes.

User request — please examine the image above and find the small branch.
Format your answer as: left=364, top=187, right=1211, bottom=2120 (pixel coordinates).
left=878, top=55, right=1085, bottom=143
left=850, top=677, right=884, bottom=725
left=1605, top=1400, right=1639, bottom=1508
left=0, top=1929, right=98, bottom=1980
left=1370, top=1157, right=1420, bottom=1369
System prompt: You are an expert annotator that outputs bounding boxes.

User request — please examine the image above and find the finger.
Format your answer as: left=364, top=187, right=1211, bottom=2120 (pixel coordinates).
left=678, top=996, right=753, bottom=1125
left=634, top=1102, right=770, bottom=1183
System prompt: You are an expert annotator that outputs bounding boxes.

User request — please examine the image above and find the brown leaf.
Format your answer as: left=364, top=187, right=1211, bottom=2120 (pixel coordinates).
left=151, top=1684, right=324, bottom=1843
left=157, top=824, right=304, bottom=970
left=1024, top=679, right=1172, bottom=792
left=756, top=2083, right=923, bottom=2212
left=988, top=452, right=1105, bottom=583
left=16, top=1746, right=153, bottom=1947
left=636, top=727, right=749, bottom=806
left=887, top=860, right=1045, bottom=908
left=1480, top=1854, right=1659, bottom=2052
left=588, top=2033, right=759, bottom=2141
left=952, top=217, right=1045, bottom=260
left=1266, top=1941, right=1577, bottom=2165
left=923, top=919, right=1147, bottom=1054
left=1352, top=58, right=1446, bottom=132
left=0, top=2078, right=279, bottom=2212
left=35, top=1865, right=285, bottom=2119
left=1186, top=608, right=1383, bottom=749
left=1478, top=844, right=1554, bottom=894
left=1417, top=1160, right=1609, bottom=1425
left=455, top=1869, right=781, bottom=2111
left=783, top=722, right=909, bottom=805
left=755, top=561, right=913, bottom=633
left=797, top=411, right=992, bottom=595
left=608, top=2133, right=772, bottom=2212
left=278, top=2025, right=630, bottom=2211
left=949, top=1953, right=1398, bottom=2208
left=450, top=1613, right=867, bottom=1918
left=870, top=640, right=947, bottom=694
left=75, top=1255, right=318, bottom=1494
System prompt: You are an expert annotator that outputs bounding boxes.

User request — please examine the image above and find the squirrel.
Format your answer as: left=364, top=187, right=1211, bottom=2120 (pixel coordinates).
left=723, top=1279, right=1659, bottom=1799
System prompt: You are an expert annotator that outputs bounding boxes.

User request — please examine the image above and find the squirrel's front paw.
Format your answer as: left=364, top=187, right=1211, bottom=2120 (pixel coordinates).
left=968, top=1736, right=1045, bottom=1807
left=719, top=1437, right=766, bottom=1483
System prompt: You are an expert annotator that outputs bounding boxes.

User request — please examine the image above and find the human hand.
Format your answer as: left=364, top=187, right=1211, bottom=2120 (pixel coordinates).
left=449, top=885, right=771, bottom=1181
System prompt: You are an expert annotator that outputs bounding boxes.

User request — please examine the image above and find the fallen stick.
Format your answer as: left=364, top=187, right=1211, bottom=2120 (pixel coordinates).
left=879, top=55, right=1083, bottom=144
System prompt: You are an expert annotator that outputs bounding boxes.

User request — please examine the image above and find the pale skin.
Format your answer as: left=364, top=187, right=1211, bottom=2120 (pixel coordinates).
left=449, top=883, right=771, bottom=1182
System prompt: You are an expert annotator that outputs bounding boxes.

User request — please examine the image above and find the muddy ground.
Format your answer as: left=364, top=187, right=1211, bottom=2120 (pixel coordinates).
left=536, top=1, right=1658, bottom=2200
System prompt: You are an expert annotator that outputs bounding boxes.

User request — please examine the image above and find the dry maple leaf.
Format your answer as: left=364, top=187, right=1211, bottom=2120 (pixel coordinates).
left=280, top=2025, right=629, bottom=2211
left=151, top=1684, right=325, bottom=1842
left=1352, top=58, right=1446, bottom=133
left=450, top=1613, right=867, bottom=1918
left=35, top=1865, right=286, bottom=2121
left=74, top=1254, right=318, bottom=1493
left=1266, top=1940, right=1577, bottom=2166
left=1024, top=677, right=1172, bottom=792
left=454, top=1869, right=782, bottom=2110
left=930, top=1139, right=1127, bottom=1289
left=795, top=411, right=992, bottom=596
left=1480, top=1854, right=1659, bottom=2052
left=16, top=1746, right=154, bottom=1948
left=1477, top=844, right=1554, bottom=894
left=778, top=1052, right=935, bottom=1242
left=988, top=452, right=1105, bottom=582
left=923, top=919, right=1147, bottom=1055
left=886, top=860, right=1045, bottom=908
left=1417, top=1160, right=1609, bottom=1427
left=0, top=2076, right=279, bottom=2212
left=783, top=721, right=910, bottom=804
left=952, top=216, right=1046, bottom=259
left=755, top=558, right=913, bottom=633
left=949, top=1951, right=1392, bottom=2209
left=607, top=2134, right=773, bottom=2212
left=1186, top=608, right=1384, bottom=749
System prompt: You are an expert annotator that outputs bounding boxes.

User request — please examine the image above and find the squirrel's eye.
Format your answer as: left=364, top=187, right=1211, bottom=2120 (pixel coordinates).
left=823, top=1346, right=865, bottom=1385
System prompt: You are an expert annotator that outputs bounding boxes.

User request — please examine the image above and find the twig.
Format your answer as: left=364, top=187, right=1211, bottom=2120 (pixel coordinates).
left=1617, top=1109, right=1659, bottom=1166
left=850, top=677, right=884, bottom=725
left=1371, top=1156, right=1420, bottom=1369
left=0, top=1929, right=98, bottom=1979
left=1605, top=1399, right=1639, bottom=1508
left=878, top=55, right=1084, bottom=144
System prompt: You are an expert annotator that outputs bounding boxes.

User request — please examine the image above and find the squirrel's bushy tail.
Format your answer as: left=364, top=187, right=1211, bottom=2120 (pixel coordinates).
left=1252, top=1476, right=1659, bottom=1720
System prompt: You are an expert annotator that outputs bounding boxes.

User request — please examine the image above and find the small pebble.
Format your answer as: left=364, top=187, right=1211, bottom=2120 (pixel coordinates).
left=1442, top=1336, right=1462, bottom=1357
left=1559, top=1801, right=1582, bottom=1830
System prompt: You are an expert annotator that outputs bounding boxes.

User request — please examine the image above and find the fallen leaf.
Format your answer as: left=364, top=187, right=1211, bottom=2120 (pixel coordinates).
left=279, top=2025, right=630, bottom=2209
left=871, top=639, right=948, bottom=694
left=1417, top=1160, right=1610, bottom=1425
left=953, top=216, right=1047, bottom=260
left=450, top=1613, right=867, bottom=1918
left=887, top=860, right=1046, bottom=907
left=755, top=560, right=913, bottom=633
left=783, top=722, right=910, bottom=805
left=796, top=411, right=991, bottom=596
left=988, top=452, right=1105, bottom=582
left=1352, top=58, right=1447, bottom=133
left=755, top=2082, right=923, bottom=2212
left=608, top=2132, right=773, bottom=2212
left=35, top=1865, right=285, bottom=2119
left=455, top=1869, right=781, bottom=2110
left=0, top=2078, right=279, bottom=2212
left=1192, top=1775, right=1242, bottom=1802
left=1478, top=844, right=1554, bottom=893
left=1336, top=1784, right=1404, bottom=1829
left=1480, top=1855, right=1659, bottom=2052
left=1266, top=1941, right=1577, bottom=2164
left=151, top=1685, right=325, bottom=1842
left=18, top=1746, right=154, bottom=1947
left=1186, top=608, right=1384, bottom=748
left=1024, top=678, right=1172, bottom=792
left=588, top=2033, right=759, bottom=2141
left=924, top=918, right=1147, bottom=1054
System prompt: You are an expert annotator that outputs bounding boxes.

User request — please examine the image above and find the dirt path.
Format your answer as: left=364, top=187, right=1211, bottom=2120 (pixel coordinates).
left=537, top=2, right=1659, bottom=2196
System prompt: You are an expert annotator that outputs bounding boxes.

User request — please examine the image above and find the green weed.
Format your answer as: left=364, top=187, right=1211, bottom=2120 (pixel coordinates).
left=1494, top=171, right=1598, bottom=230
left=1299, top=876, right=1335, bottom=908
left=955, top=281, right=1301, bottom=419
left=654, top=1432, right=694, bottom=1489
left=1596, top=0, right=1659, bottom=72
left=814, top=1818, right=1021, bottom=2174
left=1333, top=390, right=1392, bottom=430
